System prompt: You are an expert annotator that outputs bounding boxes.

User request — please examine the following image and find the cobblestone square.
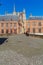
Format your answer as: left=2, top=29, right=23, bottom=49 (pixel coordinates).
left=0, top=34, right=43, bottom=65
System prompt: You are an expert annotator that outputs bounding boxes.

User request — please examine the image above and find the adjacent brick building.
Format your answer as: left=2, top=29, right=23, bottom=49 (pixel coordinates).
left=26, top=15, right=43, bottom=35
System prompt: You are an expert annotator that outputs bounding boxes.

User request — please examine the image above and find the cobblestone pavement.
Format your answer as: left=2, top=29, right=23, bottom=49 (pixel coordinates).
left=0, top=34, right=43, bottom=65
left=0, top=50, right=28, bottom=65
left=0, top=50, right=43, bottom=65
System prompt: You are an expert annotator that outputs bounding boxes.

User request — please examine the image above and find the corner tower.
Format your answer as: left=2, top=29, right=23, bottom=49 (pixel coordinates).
left=23, top=8, right=26, bottom=20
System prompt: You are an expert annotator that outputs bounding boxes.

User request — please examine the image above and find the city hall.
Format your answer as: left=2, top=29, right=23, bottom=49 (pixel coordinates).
left=0, top=6, right=43, bottom=35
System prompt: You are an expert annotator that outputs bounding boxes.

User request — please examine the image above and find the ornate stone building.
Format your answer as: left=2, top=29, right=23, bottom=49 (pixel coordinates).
left=0, top=6, right=43, bottom=35
left=0, top=6, right=26, bottom=35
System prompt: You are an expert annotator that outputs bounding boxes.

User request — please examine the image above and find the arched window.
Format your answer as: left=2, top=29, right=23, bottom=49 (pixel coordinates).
left=1, top=29, right=4, bottom=33
left=33, top=28, right=35, bottom=33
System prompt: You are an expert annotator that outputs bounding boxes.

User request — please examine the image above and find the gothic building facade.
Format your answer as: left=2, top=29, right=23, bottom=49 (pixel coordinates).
left=0, top=6, right=43, bottom=35
left=0, top=6, right=26, bottom=35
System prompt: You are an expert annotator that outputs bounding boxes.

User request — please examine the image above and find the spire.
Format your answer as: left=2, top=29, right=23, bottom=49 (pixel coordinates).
left=13, top=4, right=16, bottom=15
left=14, top=4, right=16, bottom=12
left=23, top=8, right=26, bottom=13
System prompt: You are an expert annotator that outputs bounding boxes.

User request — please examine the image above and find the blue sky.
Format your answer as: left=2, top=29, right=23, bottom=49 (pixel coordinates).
left=0, top=0, right=43, bottom=19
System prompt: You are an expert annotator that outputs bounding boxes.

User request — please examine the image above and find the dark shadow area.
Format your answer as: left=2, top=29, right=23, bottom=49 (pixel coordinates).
left=25, top=32, right=29, bottom=36
left=0, top=38, right=8, bottom=45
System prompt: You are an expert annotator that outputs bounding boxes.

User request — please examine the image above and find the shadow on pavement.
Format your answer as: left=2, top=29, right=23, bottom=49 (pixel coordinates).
left=0, top=38, right=8, bottom=45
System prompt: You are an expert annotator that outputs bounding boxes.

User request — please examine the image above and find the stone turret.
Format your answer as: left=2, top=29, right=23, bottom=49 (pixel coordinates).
left=23, top=8, right=26, bottom=20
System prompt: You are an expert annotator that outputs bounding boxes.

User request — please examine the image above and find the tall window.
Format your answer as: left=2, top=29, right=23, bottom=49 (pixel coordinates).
left=1, top=29, right=4, bottom=33
left=10, top=29, right=12, bottom=33
left=14, top=29, right=17, bottom=34
left=39, top=28, right=41, bottom=33
left=33, top=28, right=35, bottom=33
left=38, top=22, right=41, bottom=26
left=1, top=23, right=4, bottom=27
left=6, top=29, right=8, bottom=33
